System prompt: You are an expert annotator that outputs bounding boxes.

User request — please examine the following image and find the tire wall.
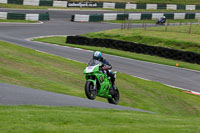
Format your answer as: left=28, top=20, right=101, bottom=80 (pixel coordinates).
left=72, top=13, right=199, bottom=22
left=66, top=36, right=200, bottom=64
left=1, top=0, right=200, bottom=10
left=0, top=12, right=49, bottom=21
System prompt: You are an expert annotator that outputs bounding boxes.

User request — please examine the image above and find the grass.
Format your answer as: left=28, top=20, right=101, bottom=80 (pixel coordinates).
left=1, top=41, right=200, bottom=116
left=84, top=24, right=200, bottom=52
left=105, top=19, right=199, bottom=24
left=82, top=24, right=200, bottom=54
left=0, top=105, right=200, bottom=133
left=0, top=19, right=38, bottom=23
left=1, top=41, right=200, bottom=132
left=33, top=36, right=200, bottom=71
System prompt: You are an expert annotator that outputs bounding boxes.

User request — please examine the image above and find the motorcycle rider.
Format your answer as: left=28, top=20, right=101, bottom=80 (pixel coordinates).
left=157, top=16, right=166, bottom=24
left=93, top=51, right=117, bottom=90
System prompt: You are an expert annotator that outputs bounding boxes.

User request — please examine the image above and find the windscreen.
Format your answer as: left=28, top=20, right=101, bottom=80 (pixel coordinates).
left=88, top=59, right=101, bottom=66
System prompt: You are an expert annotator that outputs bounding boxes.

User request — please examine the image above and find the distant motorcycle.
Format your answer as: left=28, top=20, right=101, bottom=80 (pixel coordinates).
left=83, top=59, right=120, bottom=104
left=156, top=17, right=166, bottom=25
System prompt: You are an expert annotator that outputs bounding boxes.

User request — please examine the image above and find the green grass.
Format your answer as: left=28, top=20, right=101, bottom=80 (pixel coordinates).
left=0, top=105, right=200, bottom=133
left=1, top=41, right=200, bottom=132
left=82, top=24, right=200, bottom=54
left=0, top=19, right=38, bottom=23
left=105, top=19, right=199, bottom=24
left=33, top=36, right=200, bottom=71
left=1, top=41, right=200, bottom=116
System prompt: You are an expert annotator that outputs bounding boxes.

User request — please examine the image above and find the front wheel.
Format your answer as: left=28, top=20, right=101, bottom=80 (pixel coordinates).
left=85, top=81, right=97, bottom=100
left=107, top=87, right=120, bottom=105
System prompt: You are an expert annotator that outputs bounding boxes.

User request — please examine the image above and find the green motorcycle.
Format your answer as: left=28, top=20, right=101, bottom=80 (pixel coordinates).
left=83, top=59, right=120, bottom=104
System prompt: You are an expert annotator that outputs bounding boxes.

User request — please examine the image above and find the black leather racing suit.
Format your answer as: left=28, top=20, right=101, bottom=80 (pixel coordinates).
left=99, top=57, right=116, bottom=87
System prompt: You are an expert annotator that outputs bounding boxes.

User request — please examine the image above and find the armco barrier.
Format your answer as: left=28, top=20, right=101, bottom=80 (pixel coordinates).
left=66, top=36, right=200, bottom=64
left=1, top=0, right=200, bottom=10
left=72, top=13, right=200, bottom=22
left=0, top=12, right=49, bottom=21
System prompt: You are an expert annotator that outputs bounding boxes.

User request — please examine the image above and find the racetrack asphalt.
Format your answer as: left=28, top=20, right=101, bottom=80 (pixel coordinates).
left=0, top=9, right=200, bottom=111
left=0, top=82, right=153, bottom=113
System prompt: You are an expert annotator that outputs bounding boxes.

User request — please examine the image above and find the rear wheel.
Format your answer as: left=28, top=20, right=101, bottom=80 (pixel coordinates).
left=107, top=87, right=120, bottom=105
left=85, top=81, right=97, bottom=100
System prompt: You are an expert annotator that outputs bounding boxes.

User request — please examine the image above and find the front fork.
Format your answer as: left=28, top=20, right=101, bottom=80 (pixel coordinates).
left=87, top=79, right=97, bottom=92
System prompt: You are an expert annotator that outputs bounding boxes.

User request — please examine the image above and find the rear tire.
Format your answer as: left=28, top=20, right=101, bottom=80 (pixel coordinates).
left=107, top=87, right=120, bottom=105
left=85, top=81, right=97, bottom=100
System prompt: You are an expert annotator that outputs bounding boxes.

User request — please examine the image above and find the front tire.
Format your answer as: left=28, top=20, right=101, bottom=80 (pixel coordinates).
left=85, top=81, right=97, bottom=100
left=107, top=87, right=120, bottom=105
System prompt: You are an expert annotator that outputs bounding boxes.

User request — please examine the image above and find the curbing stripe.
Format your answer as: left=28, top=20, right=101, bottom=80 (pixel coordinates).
left=141, top=13, right=152, bottom=20
left=89, top=14, right=103, bottom=22
left=146, top=4, right=157, bottom=10
left=74, top=14, right=89, bottom=22
left=39, top=0, right=53, bottom=6
left=177, top=4, right=186, bottom=10
left=0, top=0, right=7, bottom=4
left=104, top=13, right=117, bottom=21
left=185, top=13, right=195, bottom=19
left=0, top=12, right=7, bottom=19
left=184, top=91, right=200, bottom=96
left=125, top=3, right=136, bottom=9
left=137, top=4, right=146, bottom=9
left=152, top=13, right=164, bottom=19
left=7, top=12, right=25, bottom=20
left=167, top=4, right=177, bottom=10
left=115, top=2, right=125, bottom=9
left=8, top=0, right=23, bottom=5
left=26, top=14, right=39, bottom=21
left=23, top=0, right=39, bottom=6
left=195, top=13, right=200, bottom=19
left=117, top=13, right=128, bottom=20
left=174, top=13, right=186, bottom=19
left=53, top=1, right=67, bottom=7
left=128, top=13, right=141, bottom=20
left=103, top=2, right=115, bottom=9
left=164, top=13, right=174, bottom=19
left=186, top=5, right=196, bottom=10
left=157, top=4, right=167, bottom=9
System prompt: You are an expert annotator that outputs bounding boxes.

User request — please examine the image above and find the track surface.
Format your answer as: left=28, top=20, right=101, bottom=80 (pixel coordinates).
left=0, top=9, right=200, bottom=111
left=0, top=82, right=153, bottom=112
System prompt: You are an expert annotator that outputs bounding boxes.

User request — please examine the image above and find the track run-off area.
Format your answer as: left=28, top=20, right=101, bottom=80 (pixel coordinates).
left=0, top=9, right=200, bottom=111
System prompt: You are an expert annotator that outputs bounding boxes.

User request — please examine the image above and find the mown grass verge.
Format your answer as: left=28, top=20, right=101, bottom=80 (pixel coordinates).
left=1, top=41, right=200, bottom=116
left=33, top=36, right=200, bottom=71
left=1, top=41, right=200, bottom=132
left=82, top=24, right=200, bottom=54
left=0, top=19, right=38, bottom=23
left=0, top=105, right=200, bottom=133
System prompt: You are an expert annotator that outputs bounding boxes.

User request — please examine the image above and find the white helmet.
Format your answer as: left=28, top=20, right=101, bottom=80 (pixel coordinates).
left=93, top=51, right=102, bottom=60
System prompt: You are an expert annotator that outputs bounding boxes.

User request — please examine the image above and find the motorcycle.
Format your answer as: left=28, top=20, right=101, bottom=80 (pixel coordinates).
left=83, top=59, right=120, bottom=104
left=156, top=18, right=166, bottom=25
